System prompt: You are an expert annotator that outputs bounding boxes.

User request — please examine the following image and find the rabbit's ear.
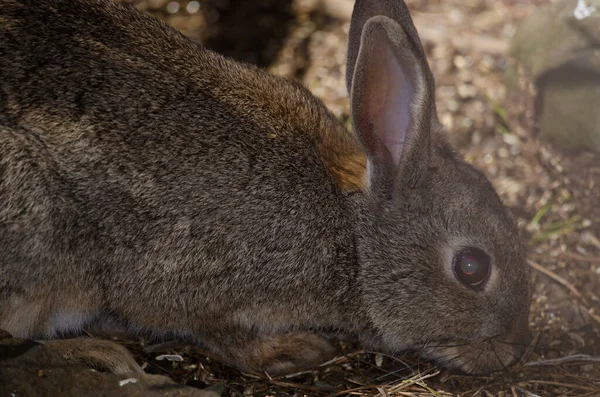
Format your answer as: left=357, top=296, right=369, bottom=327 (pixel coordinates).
left=346, top=0, right=437, bottom=192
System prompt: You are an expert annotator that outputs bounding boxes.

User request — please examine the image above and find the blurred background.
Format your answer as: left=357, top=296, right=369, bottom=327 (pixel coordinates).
left=111, top=0, right=599, bottom=394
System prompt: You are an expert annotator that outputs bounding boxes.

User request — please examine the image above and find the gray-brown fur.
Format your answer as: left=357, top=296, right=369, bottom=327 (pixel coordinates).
left=41, top=337, right=144, bottom=374
left=0, top=0, right=531, bottom=375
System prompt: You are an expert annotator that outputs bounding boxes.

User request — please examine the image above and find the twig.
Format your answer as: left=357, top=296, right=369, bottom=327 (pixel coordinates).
left=514, top=386, right=542, bottom=397
left=572, top=391, right=600, bottom=397
left=319, top=349, right=365, bottom=367
left=528, top=259, right=600, bottom=326
left=330, top=384, right=380, bottom=397
left=559, top=251, right=600, bottom=263
left=524, top=354, right=600, bottom=366
left=268, top=379, right=334, bottom=394
left=527, top=259, right=582, bottom=298
left=519, top=380, right=596, bottom=392
left=344, top=377, right=367, bottom=386
left=388, top=371, right=441, bottom=393
left=530, top=251, right=600, bottom=263
left=363, top=350, right=415, bottom=373
left=377, top=386, right=390, bottom=397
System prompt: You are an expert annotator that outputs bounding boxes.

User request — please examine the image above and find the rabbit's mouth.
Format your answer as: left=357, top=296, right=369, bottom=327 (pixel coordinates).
left=421, top=337, right=528, bottom=375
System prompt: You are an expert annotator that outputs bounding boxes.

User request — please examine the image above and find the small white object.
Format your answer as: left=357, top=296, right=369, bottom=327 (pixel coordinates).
left=186, top=1, right=201, bottom=14
left=574, top=0, right=597, bottom=20
left=155, top=354, right=184, bottom=362
left=119, top=378, right=139, bottom=387
left=166, top=1, right=180, bottom=14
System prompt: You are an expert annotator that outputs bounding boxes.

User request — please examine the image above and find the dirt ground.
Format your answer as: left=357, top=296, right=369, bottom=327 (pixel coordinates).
left=108, top=1, right=600, bottom=395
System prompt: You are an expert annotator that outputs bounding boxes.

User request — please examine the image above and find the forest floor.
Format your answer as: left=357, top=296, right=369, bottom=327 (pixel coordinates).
left=113, top=1, right=600, bottom=396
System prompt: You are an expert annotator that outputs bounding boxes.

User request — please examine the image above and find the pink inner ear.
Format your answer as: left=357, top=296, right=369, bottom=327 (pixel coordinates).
left=363, top=42, right=414, bottom=169
left=380, top=44, right=413, bottom=168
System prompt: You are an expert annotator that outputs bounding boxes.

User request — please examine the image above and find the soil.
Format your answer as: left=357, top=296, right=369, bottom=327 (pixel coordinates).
left=102, top=1, right=600, bottom=395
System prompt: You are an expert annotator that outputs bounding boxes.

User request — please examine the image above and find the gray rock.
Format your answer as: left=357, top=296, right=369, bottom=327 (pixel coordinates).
left=508, top=0, right=600, bottom=153
left=539, top=63, right=600, bottom=153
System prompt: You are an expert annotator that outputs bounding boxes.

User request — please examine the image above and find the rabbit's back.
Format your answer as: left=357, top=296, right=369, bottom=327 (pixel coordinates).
left=0, top=0, right=364, bottom=338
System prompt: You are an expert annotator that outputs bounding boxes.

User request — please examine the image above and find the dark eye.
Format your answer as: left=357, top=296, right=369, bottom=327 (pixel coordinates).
left=453, top=248, right=491, bottom=288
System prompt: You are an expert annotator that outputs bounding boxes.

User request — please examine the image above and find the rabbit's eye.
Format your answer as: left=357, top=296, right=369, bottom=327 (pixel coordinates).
left=453, top=248, right=490, bottom=288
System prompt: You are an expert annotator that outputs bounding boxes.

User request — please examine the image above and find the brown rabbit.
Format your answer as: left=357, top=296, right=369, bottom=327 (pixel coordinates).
left=0, top=0, right=531, bottom=376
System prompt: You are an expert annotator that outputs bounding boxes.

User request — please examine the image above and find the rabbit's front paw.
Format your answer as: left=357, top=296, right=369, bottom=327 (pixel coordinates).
left=41, top=337, right=143, bottom=374
left=245, top=332, right=337, bottom=376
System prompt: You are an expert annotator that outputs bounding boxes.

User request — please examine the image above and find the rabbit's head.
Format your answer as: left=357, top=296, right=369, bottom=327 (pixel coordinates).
left=347, top=0, right=531, bottom=374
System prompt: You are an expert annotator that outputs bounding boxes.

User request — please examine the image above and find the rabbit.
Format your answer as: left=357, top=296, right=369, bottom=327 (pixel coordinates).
left=0, top=0, right=532, bottom=376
